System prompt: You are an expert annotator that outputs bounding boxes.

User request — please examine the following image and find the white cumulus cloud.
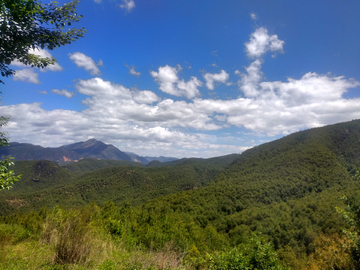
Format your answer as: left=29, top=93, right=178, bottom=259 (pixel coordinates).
left=203, top=70, right=230, bottom=90
left=3, top=71, right=360, bottom=158
left=133, top=90, right=160, bottom=104
left=151, top=65, right=203, bottom=99
left=245, top=27, right=284, bottom=58
left=69, top=52, right=101, bottom=76
left=13, top=69, right=40, bottom=84
left=4, top=26, right=360, bottom=158
left=236, top=59, right=263, bottom=97
left=51, top=89, right=76, bottom=98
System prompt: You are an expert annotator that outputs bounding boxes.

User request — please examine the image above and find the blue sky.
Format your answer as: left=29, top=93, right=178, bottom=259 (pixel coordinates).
left=1, top=0, right=360, bottom=158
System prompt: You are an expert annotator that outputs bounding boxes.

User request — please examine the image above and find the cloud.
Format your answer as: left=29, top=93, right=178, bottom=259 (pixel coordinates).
left=1, top=78, right=224, bottom=155
left=236, top=59, right=263, bottom=97
left=13, top=69, right=40, bottom=84
left=97, top=59, right=104, bottom=67
left=51, top=89, right=76, bottom=98
left=94, top=0, right=101, bottom=3
left=120, top=0, right=135, bottom=12
left=245, top=27, right=284, bottom=58
left=129, top=67, right=141, bottom=77
left=250, top=13, right=257, bottom=20
left=203, top=70, right=230, bottom=90
left=133, top=90, right=160, bottom=104
left=196, top=71, right=360, bottom=136
left=38, top=90, right=48, bottom=94
left=150, top=65, right=203, bottom=99
left=11, top=48, right=63, bottom=72
left=75, top=77, right=214, bottom=129
left=126, top=64, right=141, bottom=77
left=3, top=70, right=360, bottom=158
left=4, top=26, right=360, bottom=158
left=69, top=52, right=101, bottom=76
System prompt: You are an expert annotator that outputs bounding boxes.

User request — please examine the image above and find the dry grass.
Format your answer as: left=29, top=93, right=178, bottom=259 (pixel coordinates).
left=123, top=242, right=187, bottom=269
left=41, top=208, right=110, bottom=267
left=1, top=216, right=189, bottom=270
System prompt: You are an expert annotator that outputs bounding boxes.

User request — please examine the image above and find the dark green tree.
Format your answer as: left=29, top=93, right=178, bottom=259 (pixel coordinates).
left=0, top=0, right=85, bottom=187
left=336, top=192, right=360, bottom=269
left=0, top=0, right=86, bottom=83
left=0, top=116, right=21, bottom=190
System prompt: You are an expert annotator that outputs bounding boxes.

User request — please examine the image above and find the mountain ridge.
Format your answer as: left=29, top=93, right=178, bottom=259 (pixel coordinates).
left=0, top=139, right=178, bottom=165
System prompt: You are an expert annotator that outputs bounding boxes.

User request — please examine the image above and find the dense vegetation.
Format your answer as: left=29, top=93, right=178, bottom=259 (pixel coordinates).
left=1, top=120, right=360, bottom=269
left=0, top=154, right=240, bottom=214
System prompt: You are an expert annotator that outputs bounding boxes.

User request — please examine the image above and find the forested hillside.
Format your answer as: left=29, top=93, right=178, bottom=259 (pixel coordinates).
left=62, top=158, right=145, bottom=175
left=1, top=120, right=360, bottom=269
left=0, top=154, right=240, bottom=214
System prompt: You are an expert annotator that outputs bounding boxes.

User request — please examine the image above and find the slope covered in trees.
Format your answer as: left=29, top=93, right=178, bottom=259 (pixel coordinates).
left=62, top=158, right=145, bottom=175
left=6, top=160, right=76, bottom=193
left=1, top=119, right=360, bottom=268
left=0, top=154, right=240, bottom=214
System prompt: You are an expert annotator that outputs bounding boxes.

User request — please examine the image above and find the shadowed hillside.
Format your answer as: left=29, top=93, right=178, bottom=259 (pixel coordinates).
left=8, top=160, right=76, bottom=193
left=0, top=154, right=240, bottom=214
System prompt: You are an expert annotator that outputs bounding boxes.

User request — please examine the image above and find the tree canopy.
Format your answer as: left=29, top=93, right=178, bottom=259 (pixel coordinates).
left=0, top=0, right=85, bottom=188
left=0, top=0, right=86, bottom=83
left=0, top=116, right=21, bottom=190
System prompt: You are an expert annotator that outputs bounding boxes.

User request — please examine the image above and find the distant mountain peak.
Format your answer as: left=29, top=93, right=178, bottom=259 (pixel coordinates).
left=83, top=138, right=98, bottom=145
left=1, top=139, right=178, bottom=165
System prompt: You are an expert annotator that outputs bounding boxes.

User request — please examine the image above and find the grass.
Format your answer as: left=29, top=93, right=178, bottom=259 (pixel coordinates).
left=0, top=236, right=188, bottom=270
left=0, top=210, right=188, bottom=270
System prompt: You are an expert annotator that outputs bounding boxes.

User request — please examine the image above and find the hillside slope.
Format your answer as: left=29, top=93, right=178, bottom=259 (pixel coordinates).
left=140, top=120, right=360, bottom=217
left=9, top=160, right=76, bottom=193
left=62, top=158, right=144, bottom=175
left=0, top=154, right=240, bottom=214
left=120, top=119, right=360, bottom=264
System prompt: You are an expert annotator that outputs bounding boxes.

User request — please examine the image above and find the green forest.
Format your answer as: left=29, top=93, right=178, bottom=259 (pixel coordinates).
left=1, top=119, right=360, bottom=269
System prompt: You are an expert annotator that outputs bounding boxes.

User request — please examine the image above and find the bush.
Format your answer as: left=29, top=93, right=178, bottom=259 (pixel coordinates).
left=208, top=235, right=288, bottom=270
left=0, top=223, right=30, bottom=244
left=208, top=249, right=248, bottom=270
left=42, top=207, right=94, bottom=265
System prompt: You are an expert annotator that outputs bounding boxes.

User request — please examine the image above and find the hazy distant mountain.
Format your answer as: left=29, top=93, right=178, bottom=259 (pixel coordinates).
left=145, top=156, right=178, bottom=163
left=61, top=139, right=132, bottom=162
left=0, top=139, right=180, bottom=165
left=125, top=152, right=151, bottom=164
left=0, top=142, right=81, bottom=163
left=0, top=139, right=132, bottom=163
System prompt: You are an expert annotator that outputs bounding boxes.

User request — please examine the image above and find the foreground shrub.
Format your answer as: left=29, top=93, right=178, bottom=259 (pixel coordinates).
left=208, top=235, right=288, bottom=270
left=42, top=207, right=95, bottom=265
left=0, top=223, right=30, bottom=244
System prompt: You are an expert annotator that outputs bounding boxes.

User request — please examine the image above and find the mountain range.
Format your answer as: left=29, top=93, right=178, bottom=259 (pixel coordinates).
left=0, top=138, right=177, bottom=164
left=1, top=119, right=360, bottom=268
